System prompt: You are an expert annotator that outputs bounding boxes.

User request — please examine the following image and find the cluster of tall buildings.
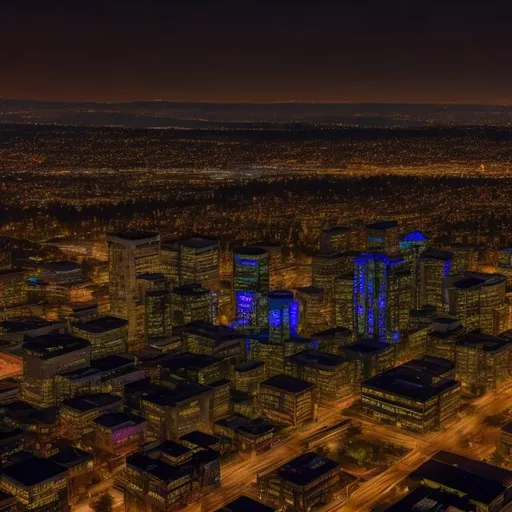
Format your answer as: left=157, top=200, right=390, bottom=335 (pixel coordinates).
left=0, top=221, right=511, bottom=511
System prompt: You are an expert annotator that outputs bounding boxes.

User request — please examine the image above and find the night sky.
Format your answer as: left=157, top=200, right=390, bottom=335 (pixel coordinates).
left=2, top=0, right=511, bottom=104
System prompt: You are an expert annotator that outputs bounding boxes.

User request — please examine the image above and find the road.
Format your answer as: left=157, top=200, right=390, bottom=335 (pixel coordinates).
left=331, top=384, right=512, bottom=512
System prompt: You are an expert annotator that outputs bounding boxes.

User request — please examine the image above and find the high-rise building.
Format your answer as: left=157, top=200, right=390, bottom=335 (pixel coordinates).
left=354, top=253, right=411, bottom=342
left=21, top=333, right=91, bottom=407
left=366, top=220, right=400, bottom=254
left=233, top=247, right=269, bottom=329
left=399, top=231, right=429, bottom=309
left=161, top=237, right=220, bottom=290
left=311, top=252, right=344, bottom=298
left=0, top=268, right=27, bottom=313
left=145, top=289, right=173, bottom=341
left=419, top=249, right=453, bottom=312
left=268, top=291, right=299, bottom=344
left=107, top=231, right=161, bottom=351
left=320, top=225, right=351, bottom=253
left=172, top=284, right=213, bottom=326
left=455, top=330, right=512, bottom=396
left=296, top=286, right=329, bottom=336
left=450, top=243, right=479, bottom=274
left=71, top=316, right=128, bottom=358
left=445, top=272, right=507, bottom=335
left=334, top=274, right=355, bottom=331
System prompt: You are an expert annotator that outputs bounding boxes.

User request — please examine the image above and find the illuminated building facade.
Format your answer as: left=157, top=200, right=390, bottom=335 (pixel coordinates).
left=161, top=237, right=220, bottom=290
left=141, top=382, right=214, bottom=441
left=0, top=268, right=27, bottom=313
left=93, top=411, right=147, bottom=457
left=233, top=247, right=269, bottom=329
left=450, top=243, right=479, bottom=274
left=296, top=287, right=329, bottom=336
left=366, top=220, right=400, bottom=254
left=71, top=315, right=128, bottom=358
left=107, top=231, right=161, bottom=351
left=340, top=338, right=395, bottom=379
left=285, top=350, right=360, bottom=401
left=334, top=274, right=355, bottom=331
left=312, top=326, right=353, bottom=353
left=178, top=321, right=244, bottom=364
left=144, top=289, right=172, bottom=341
left=172, top=284, right=213, bottom=326
left=234, top=417, right=275, bottom=453
left=60, top=393, right=122, bottom=442
left=258, top=452, right=344, bottom=512
left=446, top=272, right=507, bottom=335
left=124, top=439, right=220, bottom=512
left=260, top=374, right=316, bottom=426
left=498, top=247, right=512, bottom=285
left=320, top=225, right=351, bottom=253
left=426, top=317, right=464, bottom=362
left=419, top=249, right=453, bottom=312
left=455, top=330, right=512, bottom=396
left=354, top=253, right=411, bottom=342
left=268, top=291, right=299, bottom=344
left=232, top=361, right=265, bottom=395
left=399, top=231, right=429, bottom=309
left=0, top=456, right=69, bottom=512
left=402, top=325, right=430, bottom=362
left=311, top=252, right=344, bottom=299
left=361, top=365, right=461, bottom=433
left=21, top=333, right=91, bottom=407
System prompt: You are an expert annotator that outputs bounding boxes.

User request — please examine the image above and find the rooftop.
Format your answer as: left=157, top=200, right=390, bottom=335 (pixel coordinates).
left=107, top=230, right=159, bottom=241
left=234, top=247, right=268, bottom=257
left=236, top=417, right=275, bottom=437
left=404, top=356, right=455, bottom=377
left=457, top=330, right=512, bottom=353
left=49, top=445, right=93, bottom=468
left=62, top=393, right=121, bottom=412
left=180, top=430, right=221, bottom=449
left=217, top=496, right=276, bottom=512
left=177, top=321, right=243, bottom=342
left=74, top=315, right=128, bottom=333
left=288, top=350, right=347, bottom=369
left=342, top=338, right=393, bottom=355
left=89, top=354, right=133, bottom=372
left=3, top=456, right=67, bottom=486
left=363, top=366, right=459, bottom=402
left=144, top=382, right=213, bottom=406
left=277, top=452, right=339, bottom=486
left=234, top=360, right=265, bottom=373
left=421, top=249, right=453, bottom=261
left=93, top=411, right=146, bottom=429
left=22, top=333, right=89, bottom=359
left=366, top=220, right=398, bottom=230
left=261, top=374, right=315, bottom=394
left=43, top=261, right=81, bottom=272
left=172, top=283, right=210, bottom=296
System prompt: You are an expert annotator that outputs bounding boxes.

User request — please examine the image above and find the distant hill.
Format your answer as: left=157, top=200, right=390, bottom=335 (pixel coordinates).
left=1, top=99, right=511, bottom=128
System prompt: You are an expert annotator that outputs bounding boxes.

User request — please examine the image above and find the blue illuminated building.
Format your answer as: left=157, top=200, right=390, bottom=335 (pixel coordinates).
left=268, top=290, right=299, bottom=343
left=354, top=252, right=411, bottom=342
left=400, top=230, right=429, bottom=309
left=233, top=247, right=270, bottom=329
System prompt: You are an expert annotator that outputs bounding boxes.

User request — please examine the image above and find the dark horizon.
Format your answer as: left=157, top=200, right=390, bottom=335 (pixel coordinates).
left=2, top=1, right=512, bottom=105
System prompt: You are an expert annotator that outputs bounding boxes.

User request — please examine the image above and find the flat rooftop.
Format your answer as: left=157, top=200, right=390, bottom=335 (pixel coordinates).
left=22, top=333, right=89, bottom=359
left=217, top=496, right=276, bottom=512
left=363, top=366, right=459, bottom=402
left=172, top=284, right=210, bottom=296
left=404, top=356, right=455, bottom=377
left=144, top=382, right=213, bottom=406
left=261, top=374, right=315, bottom=394
left=49, top=445, right=93, bottom=468
left=288, top=350, right=347, bottom=369
left=236, top=417, right=274, bottom=437
left=93, top=411, right=146, bottom=429
left=366, top=220, right=398, bottom=230
left=177, top=321, right=243, bottom=342
left=234, top=247, right=268, bottom=256
left=276, top=452, right=339, bottom=486
left=90, top=354, right=134, bottom=372
left=74, top=315, right=128, bottom=333
left=62, top=393, right=121, bottom=412
left=342, top=338, right=392, bottom=355
left=234, top=360, right=265, bottom=373
left=180, top=430, right=221, bottom=448
left=457, top=330, right=512, bottom=353
left=3, top=456, right=67, bottom=486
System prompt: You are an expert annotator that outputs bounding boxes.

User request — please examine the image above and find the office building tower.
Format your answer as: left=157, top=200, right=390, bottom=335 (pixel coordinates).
left=232, top=361, right=265, bottom=396
left=361, top=364, right=460, bottom=434
left=445, top=272, right=507, bottom=335
left=124, top=439, right=220, bottom=512
left=406, top=451, right=512, bottom=512
left=340, top=338, right=395, bottom=380
left=399, top=231, right=429, bottom=309
left=21, top=333, right=91, bottom=407
left=0, top=455, right=69, bottom=512
left=366, top=220, right=399, bottom=254
left=426, top=317, right=464, bottom=362
left=296, top=286, right=329, bottom=336
left=0, top=268, right=27, bottom=313
left=71, top=316, right=128, bottom=358
left=311, top=252, right=344, bottom=298
left=455, top=330, right=512, bottom=396
left=258, top=452, right=345, bottom=512
left=334, top=274, right=355, bottom=331
left=268, top=291, right=299, bottom=344
left=172, top=284, right=213, bottom=325
left=498, top=247, right=512, bottom=285
left=233, top=247, right=269, bottom=329
left=419, top=249, right=453, bottom=312
left=254, top=244, right=287, bottom=290
left=320, top=224, right=351, bottom=253
left=354, top=253, right=411, bottom=342
left=145, top=289, right=173, bottom=340
left=162, top=237, right=220, bottom=290
left=107, top=231, right=161, bottom=351
left=260, top=374, right=316, bottom=427
left=285, top=350, right=361, bottom=401
left=450, top=243, right=479, bottom=274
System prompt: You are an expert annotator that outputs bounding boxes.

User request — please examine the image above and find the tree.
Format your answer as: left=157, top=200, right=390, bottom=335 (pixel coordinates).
left=91, top=493, right=114, bottom=512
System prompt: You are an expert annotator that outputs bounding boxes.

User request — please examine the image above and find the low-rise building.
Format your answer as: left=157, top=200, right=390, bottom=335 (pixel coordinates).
left=339, top=338, right=394, bottom=380
left=361, top=365, right=461, bottom=434
left=217, top=495, right=276, bottom=512
left=231, top=360, right=265, bottom=395
left=260, top=374, right=316, bottom=427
